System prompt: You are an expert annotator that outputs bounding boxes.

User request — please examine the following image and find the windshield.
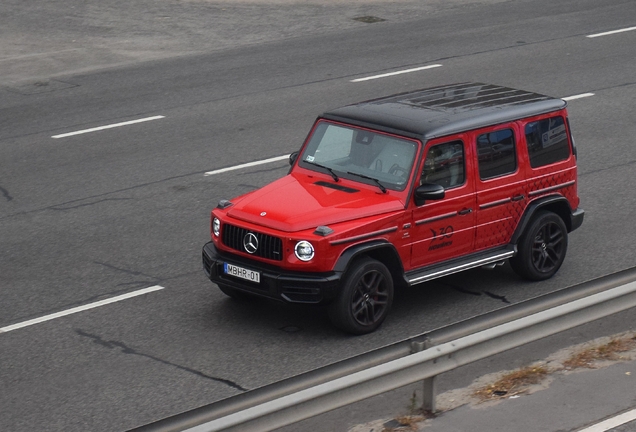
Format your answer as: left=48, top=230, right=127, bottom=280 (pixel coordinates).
left=298, top=121, right=418, bottom=191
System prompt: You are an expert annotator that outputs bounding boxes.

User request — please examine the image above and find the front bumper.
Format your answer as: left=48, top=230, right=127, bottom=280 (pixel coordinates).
left=202, top=242, right=342, bottom=304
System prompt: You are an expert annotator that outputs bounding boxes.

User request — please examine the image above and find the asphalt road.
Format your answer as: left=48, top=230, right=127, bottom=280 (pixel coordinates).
left=1, top=0, right=635, bottom=431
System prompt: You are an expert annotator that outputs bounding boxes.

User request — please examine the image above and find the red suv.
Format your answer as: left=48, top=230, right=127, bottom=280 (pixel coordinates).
left=202, top=83, right=584, bottom=334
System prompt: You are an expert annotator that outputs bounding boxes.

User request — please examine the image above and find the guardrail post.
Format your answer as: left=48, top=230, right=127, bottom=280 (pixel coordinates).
left=411, top=337, right=436, bottom=413
left=422, top=376, right=437, bottom=413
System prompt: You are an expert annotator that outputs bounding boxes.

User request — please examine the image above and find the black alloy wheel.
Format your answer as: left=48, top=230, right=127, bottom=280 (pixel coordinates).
left=329, top=257, right=394, bottom=335
left=511, top=211, right=568, bottom=281
left=531, top=221, right=565, bottom=273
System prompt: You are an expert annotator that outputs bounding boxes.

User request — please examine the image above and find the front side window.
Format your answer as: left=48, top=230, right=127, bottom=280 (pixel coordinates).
left=421, top=141, right=465, bottom=189
left=476, top=128, right=517, bottom=180
left=525, top=116, right=570, bottom=168
left=299, top=121, right=418, bottom=191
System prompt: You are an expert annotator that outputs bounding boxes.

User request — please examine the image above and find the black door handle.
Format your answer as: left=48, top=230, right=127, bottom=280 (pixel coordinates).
left=458, top=208, right=473, bottom=215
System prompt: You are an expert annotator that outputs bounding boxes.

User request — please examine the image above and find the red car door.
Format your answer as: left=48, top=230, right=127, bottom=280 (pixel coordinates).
left=409, top=138, right=476, bottom=269
left=472, top=123, right=527, bottom=251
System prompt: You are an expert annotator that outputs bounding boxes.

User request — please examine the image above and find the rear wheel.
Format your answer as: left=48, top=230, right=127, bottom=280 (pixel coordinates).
left=328, top=257, right=394, bottom=335
left=511, top=211, right=568, bottom=281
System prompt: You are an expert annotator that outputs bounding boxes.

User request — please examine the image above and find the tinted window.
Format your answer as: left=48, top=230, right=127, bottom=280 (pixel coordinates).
left=525, top=116, right=570, bottom=168
left=421, top=141, right=465, bottom=189
left=476, top=129, right=516, bottom=179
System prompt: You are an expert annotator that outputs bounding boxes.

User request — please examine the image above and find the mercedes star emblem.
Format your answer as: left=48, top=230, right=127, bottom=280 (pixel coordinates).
left=243, top=232, right=259, bottom=254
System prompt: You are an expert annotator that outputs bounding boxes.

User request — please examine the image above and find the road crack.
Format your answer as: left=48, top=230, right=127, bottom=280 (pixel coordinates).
left=75, top=329, right=248, bottom=392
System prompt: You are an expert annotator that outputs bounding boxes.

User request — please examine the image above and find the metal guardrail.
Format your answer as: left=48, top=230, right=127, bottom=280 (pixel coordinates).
left=130, top=267, right=636, bottom=432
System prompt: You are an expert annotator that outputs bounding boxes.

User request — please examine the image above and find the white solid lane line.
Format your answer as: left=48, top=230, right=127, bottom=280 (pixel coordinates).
left=578, top=408, right=636, bottom=432
left=562, top=93, right=595, bottom=101
left=0, top=285, right=165, bottom=333
left=587, top=26, right=636, bottom=38
left=52, top=115, right=165, bottom=139
left=350, top=64, right=443, bottom=82
left=204, top=154, right=290, bottom=176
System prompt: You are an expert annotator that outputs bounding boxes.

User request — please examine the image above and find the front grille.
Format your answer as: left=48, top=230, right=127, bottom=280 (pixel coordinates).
left=222, top=224, right=283, bottom=261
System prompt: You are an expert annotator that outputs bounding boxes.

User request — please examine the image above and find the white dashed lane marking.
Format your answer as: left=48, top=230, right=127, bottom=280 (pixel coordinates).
left=52, top=115, right=165, bottom=139
left=562, top=93, right=595, bottom=101
left=577, top=408, right=636, bottom=432
left=587, top=26, right=636, bottom=38
left=0, top=286, right=165, bottom=333
left=350, top=64, right=443, bottom=82
left=204, top=154, right=290, bottom=176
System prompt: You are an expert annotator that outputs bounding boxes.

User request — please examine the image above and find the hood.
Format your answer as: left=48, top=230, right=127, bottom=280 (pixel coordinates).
left=226, top=173, right=405, bottom=232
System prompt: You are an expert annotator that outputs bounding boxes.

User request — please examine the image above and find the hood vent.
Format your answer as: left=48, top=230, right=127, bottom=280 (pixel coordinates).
left=314, top=181, right=359, bottom=193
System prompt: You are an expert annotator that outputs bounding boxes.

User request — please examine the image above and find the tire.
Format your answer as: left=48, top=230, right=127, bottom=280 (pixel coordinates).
left=217, top=283, right=253, bottom=301
left=328, top=257, right=394, bottom=335
left=510, top=211, right=568, bottom=281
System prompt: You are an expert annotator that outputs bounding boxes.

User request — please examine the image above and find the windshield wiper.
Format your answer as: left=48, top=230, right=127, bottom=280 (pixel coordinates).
left=346, top=171, right=387, bottom=193
left=304, top=160, right=339, bottom=182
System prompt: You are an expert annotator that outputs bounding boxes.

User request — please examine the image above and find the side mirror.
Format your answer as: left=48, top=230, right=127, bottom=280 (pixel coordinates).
left=289, top=152, right=299, bottom=166
left=414, top=182, right=445, bottom=206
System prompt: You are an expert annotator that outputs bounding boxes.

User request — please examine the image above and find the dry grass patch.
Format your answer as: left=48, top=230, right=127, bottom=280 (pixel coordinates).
left=381, top=415, right=426, bottom=432
left=473, top=365, right=549, bottom=401
left=384, top=416, right=421, bottom=431
left=562, top=335, right=636, bottom=369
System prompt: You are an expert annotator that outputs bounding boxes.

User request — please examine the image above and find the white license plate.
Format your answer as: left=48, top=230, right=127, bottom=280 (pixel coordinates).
left=224, top=263, right=260, bottom=283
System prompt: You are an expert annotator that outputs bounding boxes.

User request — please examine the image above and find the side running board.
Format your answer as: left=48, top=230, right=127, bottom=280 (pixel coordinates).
left=406, top=245, right=516, bottom=286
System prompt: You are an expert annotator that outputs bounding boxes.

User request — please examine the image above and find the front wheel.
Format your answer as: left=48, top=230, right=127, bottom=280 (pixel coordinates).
left=510, top=211, right=568, bottom=281
left=328, top=257, right=394, bottom=335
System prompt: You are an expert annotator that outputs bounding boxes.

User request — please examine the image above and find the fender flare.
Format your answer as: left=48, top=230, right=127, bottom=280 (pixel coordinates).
left=511, top=195, right=574, bottom=244
left=333, top=240, right=408, bottom=287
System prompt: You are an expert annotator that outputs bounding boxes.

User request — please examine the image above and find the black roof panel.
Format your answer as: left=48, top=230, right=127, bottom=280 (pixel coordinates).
left=322, top=83, right=567, bottom=140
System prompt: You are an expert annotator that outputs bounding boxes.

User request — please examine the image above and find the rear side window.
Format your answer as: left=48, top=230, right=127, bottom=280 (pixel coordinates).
left=476, top=129, right=516, bottom=179
left=524, top=116, right=570, bottom=168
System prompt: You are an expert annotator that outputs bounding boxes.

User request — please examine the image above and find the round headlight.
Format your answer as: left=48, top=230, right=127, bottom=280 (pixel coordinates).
left=213, top=217, right=220, bottom=237
left=294, top=241, right=314, bottom=262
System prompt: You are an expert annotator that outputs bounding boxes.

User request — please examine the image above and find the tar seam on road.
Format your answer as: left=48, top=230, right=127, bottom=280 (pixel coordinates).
left=76, top=329, right=248, bottom=392
left=0, top=185, right=12, bottom=201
